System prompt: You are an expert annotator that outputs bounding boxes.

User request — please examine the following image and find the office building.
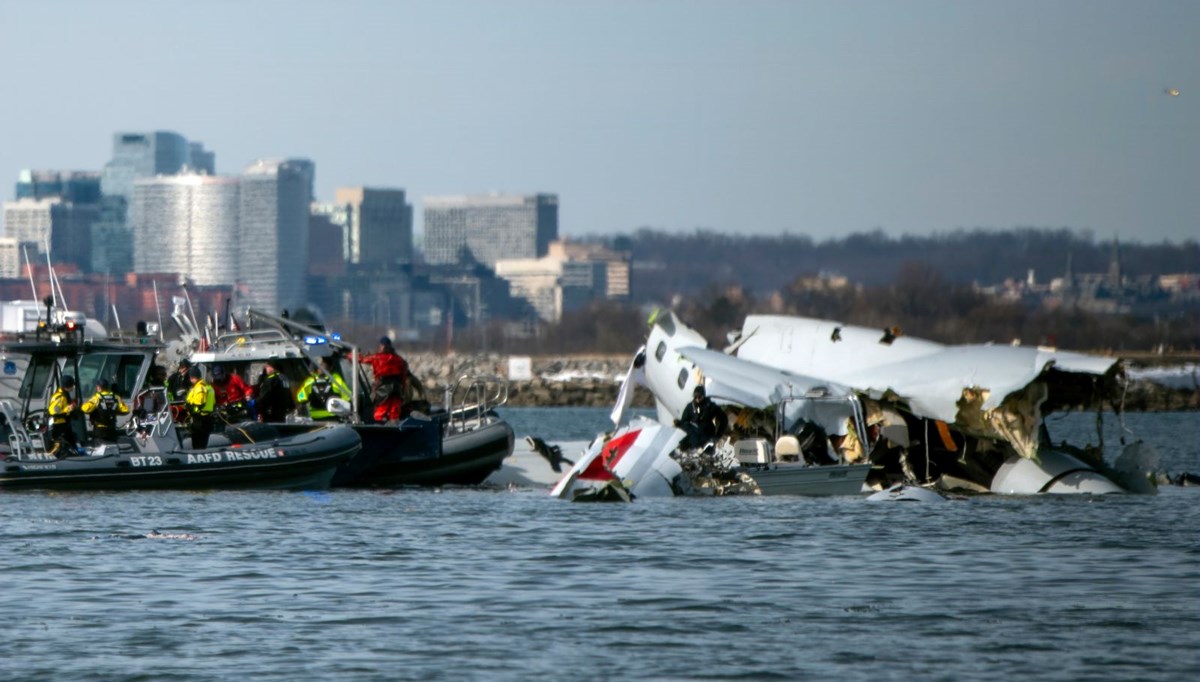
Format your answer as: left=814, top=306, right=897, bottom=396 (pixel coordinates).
left=239, top=159, right=313, bottom=313
left=493, top=255, right=607, bottom=323
left=0, top=237, right=21, bottom=279
left=423, top=193, right=557, bottom=267
left=100, top=131, right=192, bottom=200
left=0, top=196, right=95, bottom=270
left=97, top=131, right=215, bottom=276
left=334, top=187, right=413, bottom=266
left=130, top=174, right=241, bottom=286
left=547, top=240, right=632, bottom=300
left=16, top=170, right=102, bottom=203
left=10, top=171, right=102, bottom=272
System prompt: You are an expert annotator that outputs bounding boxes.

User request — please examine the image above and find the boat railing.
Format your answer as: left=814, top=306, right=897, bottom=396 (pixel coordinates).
left=210, top=328, right=295, bottom=354
left=128, top=387, right=176, bottom=440
left=0, top=398, right=53, bottom=461
left=444, top=373, right=508, bottom=433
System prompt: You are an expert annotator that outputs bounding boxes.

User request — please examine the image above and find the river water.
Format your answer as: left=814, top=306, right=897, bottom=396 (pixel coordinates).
left=1, top=409, right=1196, bottom=681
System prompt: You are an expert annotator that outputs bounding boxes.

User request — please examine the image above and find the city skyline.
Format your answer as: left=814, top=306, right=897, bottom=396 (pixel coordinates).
left=0, top=0, right=1195, bottom=244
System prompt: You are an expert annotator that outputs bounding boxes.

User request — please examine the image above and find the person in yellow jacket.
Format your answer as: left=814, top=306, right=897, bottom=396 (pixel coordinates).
left=185, top=366, right=217, bottom=449
left=296, top=357, right=352, bottom=421
left=81, top=378, right=131, bottom=443
left=48, top=375, right=80, bottom=456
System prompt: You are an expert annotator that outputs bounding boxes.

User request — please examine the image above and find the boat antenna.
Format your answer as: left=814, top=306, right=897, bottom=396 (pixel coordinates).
left=41, top=237, right=61, bottom=311
left=22, top=245, right=38, bottom=303
left=103, top=270, right=112, bottom=330
left=110, top=303, right=122, bottom=332
left=153, top=280, right=165, bottom=341
left=182, top=286, right=200, bottom=336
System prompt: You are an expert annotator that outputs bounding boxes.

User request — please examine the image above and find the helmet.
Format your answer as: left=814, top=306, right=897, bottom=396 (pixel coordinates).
left=61, top=375, right=76, bottom=388
left=188, top=366, right=203, bottom=379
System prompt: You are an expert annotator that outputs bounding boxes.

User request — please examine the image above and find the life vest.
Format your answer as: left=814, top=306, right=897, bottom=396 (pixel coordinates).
left=89, top=391, right=121, bottom=429
left=310, top=376, right=333, bottom=410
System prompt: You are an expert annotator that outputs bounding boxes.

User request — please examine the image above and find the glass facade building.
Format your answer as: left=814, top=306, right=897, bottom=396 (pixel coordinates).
left=334, top=187, right=413, bottom=266
left=239, top=159, right=313, bottom=313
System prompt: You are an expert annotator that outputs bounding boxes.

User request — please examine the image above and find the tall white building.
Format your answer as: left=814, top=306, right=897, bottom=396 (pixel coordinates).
left=423, top=193, right=557, bottom=267
left=1, top=197, right=60, bottom=253
left=240, top=159, right=313, bottom=313
left=130, top=174, right=240, bottom=285
left=126, top=160, right=314, bottom=313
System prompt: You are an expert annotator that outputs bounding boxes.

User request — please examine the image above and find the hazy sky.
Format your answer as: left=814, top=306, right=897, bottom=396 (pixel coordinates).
left=0, top=0, right=1195, bottom=243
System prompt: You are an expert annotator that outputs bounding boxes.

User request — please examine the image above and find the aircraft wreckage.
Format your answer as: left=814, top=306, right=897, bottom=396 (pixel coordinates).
left=552, top=311, right=1157, bottom=501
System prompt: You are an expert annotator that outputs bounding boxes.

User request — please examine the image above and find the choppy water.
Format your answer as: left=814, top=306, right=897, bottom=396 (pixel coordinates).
left=1, top=409, right=1197, bottom=681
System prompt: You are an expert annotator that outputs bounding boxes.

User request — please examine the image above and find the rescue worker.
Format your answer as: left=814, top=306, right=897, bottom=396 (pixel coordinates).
left=48, top=375, right=80, bottom=456
left=80, top=378, right=131, bottom=443
left=357, top=336, right=408, bottom=424
left=185, top=365, right=216, bottom=449
left=296, top=357, right=352, bottom=421
left=674, top=385, right=728, bottom=450
left=253, top=360, right=294, bottom=423
left=166, top=358, right=193, bottom=405
left=211, top=364, right=251, bottom=420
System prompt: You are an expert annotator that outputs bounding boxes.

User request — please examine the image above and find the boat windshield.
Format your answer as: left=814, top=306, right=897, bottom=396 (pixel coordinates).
left=76, top=352, right=147, bottom=400
left=18, top=352, right=147, bottom=402
left=18, top=356, right=56, bottom=401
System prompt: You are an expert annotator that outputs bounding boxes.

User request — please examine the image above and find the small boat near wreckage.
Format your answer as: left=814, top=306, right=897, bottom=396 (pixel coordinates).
left=185, top=308, right=513, bottom=488
left=552, top=310, right=1158, bottom=502
left=0, top=321, right=360, bottom=491
left=552, top=311, right=873, bottom=501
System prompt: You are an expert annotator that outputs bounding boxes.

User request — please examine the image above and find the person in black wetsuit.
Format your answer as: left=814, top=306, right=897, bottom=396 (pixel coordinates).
left=674, top=385, right=728, bottom=450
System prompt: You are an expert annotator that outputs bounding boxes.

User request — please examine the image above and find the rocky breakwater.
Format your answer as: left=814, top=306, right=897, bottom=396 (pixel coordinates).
left=404, top=353, right=653, bottom=408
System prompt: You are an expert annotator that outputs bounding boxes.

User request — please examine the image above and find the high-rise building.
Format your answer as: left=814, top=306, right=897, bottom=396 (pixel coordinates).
left=239, top=159, right=313, bottom=313
left=16, top=170, right=102, bottom=203
left=10, top=171, right=102, bottom=272
left=189, top=142, right=216, bottom=175
left=334, top=187, right=413, bottom=266
left=423, top=193, right=558, bottom=267
left=97, top=131, right=215, bottom=276
left=130, top=174, right=240, bottom=285
left=0, top=196, right=95, bottom=269
left=101, top=131, right=192, bottom=200
left=0, top=237, right=21, bottom=279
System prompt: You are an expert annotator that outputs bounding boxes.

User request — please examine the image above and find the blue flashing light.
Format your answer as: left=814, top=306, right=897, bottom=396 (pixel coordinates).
left=303, top=335, right=328, bottom=345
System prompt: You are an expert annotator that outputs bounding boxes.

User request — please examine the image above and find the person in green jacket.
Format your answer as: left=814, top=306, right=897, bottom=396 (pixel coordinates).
left=296, top=357, right=352, bottom=421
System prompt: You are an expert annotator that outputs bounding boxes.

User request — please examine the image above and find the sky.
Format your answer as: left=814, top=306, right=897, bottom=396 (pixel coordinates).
left=0, top=0, right=1196, bottom=243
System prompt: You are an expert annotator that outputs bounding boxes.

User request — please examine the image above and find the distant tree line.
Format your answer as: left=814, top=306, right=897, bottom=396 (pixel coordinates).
left=445, top=228, right=1199, bottom=355
left=605, top=227, right=1199, bottom=301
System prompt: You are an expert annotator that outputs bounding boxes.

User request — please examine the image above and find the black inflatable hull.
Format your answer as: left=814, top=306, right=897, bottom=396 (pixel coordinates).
left=0, top=425, right=360, bottom=491
left=265, top=415, right=513, bottom=488
left=347, top=418, right=515, bottom=487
